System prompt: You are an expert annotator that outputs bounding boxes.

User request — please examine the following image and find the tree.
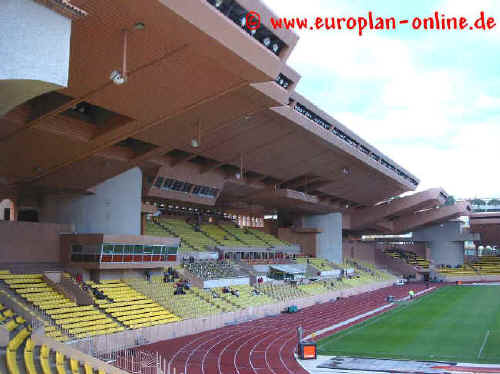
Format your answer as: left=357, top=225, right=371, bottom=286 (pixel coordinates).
left=471, top=198, right=486, bottom=206
left=444, top=195, right=456, bottom=206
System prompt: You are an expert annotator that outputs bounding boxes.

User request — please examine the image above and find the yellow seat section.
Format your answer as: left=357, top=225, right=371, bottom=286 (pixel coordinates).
left=40, top=345, right=53, bottom=374
left=70, top=359, right=80, bottom=374
left=7, top=327, right=31, bottom=374
left=24, top=338, right=38, bottom=374
left=88, top=280, right=179, bottom=329
left=56, top=352, right=66, bottom=374
left=1, top=272, right=119, bottom=339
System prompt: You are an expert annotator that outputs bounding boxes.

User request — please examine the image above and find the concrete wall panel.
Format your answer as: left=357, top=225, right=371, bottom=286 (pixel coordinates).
left=303, top=213, right=342, bottom=263
left=40, top=168, right=142, bottom=235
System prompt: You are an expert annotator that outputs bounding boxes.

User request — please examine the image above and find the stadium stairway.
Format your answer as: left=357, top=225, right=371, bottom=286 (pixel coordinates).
left=157, top=219, right=218, bottom=252
left=125, top=278, right=234, bottom=319
left=218, top=224, right=269, bottom=247
left=199, top=224, right=243, bottom=247
left=86, top=280, right=180, bottom=329
left=245, top=228, right=291, bottom=247
left=0, top=304, right=123, bottom=374
left=0, top=271, right=123, bottom=340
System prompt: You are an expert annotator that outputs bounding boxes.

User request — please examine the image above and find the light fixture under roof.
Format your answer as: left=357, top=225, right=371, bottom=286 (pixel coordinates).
left=214, top=0, right=224, bottom=8
left=240, top=15, right=246, bottom=28
left=272, top=42, right=279, bottom=54
left=342, top=167, right=351, bottom=176
left=191, top=138, right=200, bottom=148
left=262, top=37, right=271, bottom=47
left=134, top=22, right=145, bottom=30
left=191, top=120, right=201, bottom=148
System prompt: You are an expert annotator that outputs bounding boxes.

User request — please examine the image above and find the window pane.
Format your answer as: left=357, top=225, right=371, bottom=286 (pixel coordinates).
left=172, top=180, right=183, bottom=191
left=103, top=244, right=114, bottom=254
left=154, top=177, right=164, bottom=188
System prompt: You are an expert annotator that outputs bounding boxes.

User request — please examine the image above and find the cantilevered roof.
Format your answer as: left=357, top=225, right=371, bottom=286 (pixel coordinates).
left=0, top=0, right=420, bottom=213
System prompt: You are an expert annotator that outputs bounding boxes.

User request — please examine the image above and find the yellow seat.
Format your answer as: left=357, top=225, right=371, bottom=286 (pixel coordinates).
left=83, top=364, right=93, bottom=374
left=70, top=359, right=80, bottom=374
left=40, top=345, right=53, bottom=374
left=56, top=352, right=66, bottom=374
left=24, top=338, right=38, bottom=374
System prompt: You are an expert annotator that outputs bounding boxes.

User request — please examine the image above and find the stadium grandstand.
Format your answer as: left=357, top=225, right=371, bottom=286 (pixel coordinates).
left=1, top=0, right=499, bottom=373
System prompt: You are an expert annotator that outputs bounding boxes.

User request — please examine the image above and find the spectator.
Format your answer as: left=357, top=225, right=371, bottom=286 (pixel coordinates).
left=174, top=285, right=185, bottom=295
left=163, top=272, right=168, bottom=283
left=75, top=273, right=83, bottom=284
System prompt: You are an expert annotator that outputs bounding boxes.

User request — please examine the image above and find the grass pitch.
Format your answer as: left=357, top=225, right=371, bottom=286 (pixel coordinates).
left=317, top=286, right=500, bottom=363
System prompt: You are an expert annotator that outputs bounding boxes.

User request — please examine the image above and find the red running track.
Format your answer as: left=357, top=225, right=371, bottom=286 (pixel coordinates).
left=142, top=284, right=433, bottom=374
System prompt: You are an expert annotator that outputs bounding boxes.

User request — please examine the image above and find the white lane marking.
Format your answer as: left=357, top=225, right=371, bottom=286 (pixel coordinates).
left=478, top=329, right=490, bottom=359
left=304, top=287, right=436, bottom=340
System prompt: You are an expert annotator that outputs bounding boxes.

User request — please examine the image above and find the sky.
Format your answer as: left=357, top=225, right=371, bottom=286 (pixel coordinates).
left=263, top=0, right=500, bottom=199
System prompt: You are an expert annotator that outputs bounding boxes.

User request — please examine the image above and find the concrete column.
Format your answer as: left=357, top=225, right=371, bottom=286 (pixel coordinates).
left=40, top=168, right=142, bottom=235
left=303, top=213, right=342, bottom=263
left=428, top=241, right=464, bottom=267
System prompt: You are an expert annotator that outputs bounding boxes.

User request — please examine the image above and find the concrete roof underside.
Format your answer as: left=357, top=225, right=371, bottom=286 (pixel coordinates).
left=470, top=212, right=500, bottom=246
left=0, top=0, right=421, bottom=215
left=343, top=189, right=472, bottom=235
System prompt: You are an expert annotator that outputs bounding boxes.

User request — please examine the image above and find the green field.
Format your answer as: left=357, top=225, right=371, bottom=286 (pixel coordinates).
left=317, top=286, right=500, bottom=363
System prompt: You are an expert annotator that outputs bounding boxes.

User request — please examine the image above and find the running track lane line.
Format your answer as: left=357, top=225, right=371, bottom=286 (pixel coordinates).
left=304, top=287, right=436, bottom=340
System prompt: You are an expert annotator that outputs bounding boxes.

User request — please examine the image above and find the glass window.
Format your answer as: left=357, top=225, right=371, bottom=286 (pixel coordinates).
left=192, top=185, right=202, bottom=194
left=134, top=245, right=144, bottom=254
left=110, top=244, right=122, bottom=254
left=163, top=178, right=175, bottom=190
left=172, top=180, right=183, bottom=191
left=103, top=244, right=114, bottom=254
left=144, top=246, right=153, bottom=254
left=152, top=246, right=162, bottom=254
left=200, top=186, right=210, bottom=196
left=71, top=244, right=83, bottom=253
left=182, top=183, right=193, bottom=193
left=154, top=177, right=164, bottom=188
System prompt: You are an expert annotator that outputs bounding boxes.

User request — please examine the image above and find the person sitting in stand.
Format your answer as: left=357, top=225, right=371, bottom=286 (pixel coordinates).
left=211, top=290, right=219, bottom=298
left=222, top=286, right=230, bottom=293
left=174, top=285, right=185, bottom=295
left=184, top=280, right=191, bottom=290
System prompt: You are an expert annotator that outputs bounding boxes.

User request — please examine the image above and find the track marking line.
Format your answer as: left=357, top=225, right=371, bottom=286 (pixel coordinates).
left=478, top=330, right=490, bottom=359
left=305, top=287, right=435, bottom=340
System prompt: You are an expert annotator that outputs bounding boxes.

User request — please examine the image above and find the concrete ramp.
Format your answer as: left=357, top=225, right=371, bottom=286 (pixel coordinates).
left=43, top=272, right=93, bottom=306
